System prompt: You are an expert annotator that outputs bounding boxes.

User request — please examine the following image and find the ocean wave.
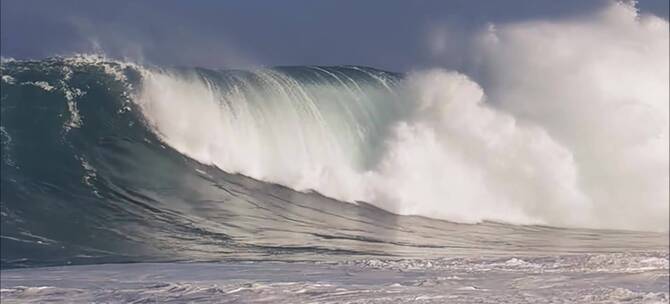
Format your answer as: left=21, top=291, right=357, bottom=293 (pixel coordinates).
left=0, top=2, right=667, bottom=269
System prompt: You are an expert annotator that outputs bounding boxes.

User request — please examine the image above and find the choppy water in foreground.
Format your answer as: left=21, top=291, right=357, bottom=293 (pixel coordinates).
left=2, top=254, right=668, bottom=303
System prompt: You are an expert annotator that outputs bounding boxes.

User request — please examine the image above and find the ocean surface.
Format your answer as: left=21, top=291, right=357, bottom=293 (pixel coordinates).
left=1, top=57, right=668, bottom=303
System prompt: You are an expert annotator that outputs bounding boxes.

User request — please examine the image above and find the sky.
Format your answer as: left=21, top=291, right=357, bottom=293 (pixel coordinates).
left=1, top=0, right=668, bottom=72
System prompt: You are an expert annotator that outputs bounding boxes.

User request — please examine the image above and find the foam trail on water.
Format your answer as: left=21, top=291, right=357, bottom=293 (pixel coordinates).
left=134, top=2, right=668, bottom=231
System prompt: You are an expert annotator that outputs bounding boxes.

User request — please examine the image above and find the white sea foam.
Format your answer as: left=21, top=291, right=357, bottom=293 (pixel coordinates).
left=1, top=75, right=16, bottom=84
left=22, top=81, right=55, bottom=91
left=62, top=87, right=85, bottom=131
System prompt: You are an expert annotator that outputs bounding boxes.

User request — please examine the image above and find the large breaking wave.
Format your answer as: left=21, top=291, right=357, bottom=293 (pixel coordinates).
left=134, top=3, right=668, bottom=231
left=0, top=1, right=667, bottom=268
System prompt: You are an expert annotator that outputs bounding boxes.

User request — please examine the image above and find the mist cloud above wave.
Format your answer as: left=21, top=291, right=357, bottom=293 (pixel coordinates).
left=472, top=2, right=669, bottom=230
left=374, top=2, right=668, bottom=230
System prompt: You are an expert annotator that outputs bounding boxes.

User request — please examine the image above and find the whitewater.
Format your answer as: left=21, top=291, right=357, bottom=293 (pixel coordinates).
left=1, top=2, right=668, bottom=303
left=135, top=2, right=669, bottom=231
